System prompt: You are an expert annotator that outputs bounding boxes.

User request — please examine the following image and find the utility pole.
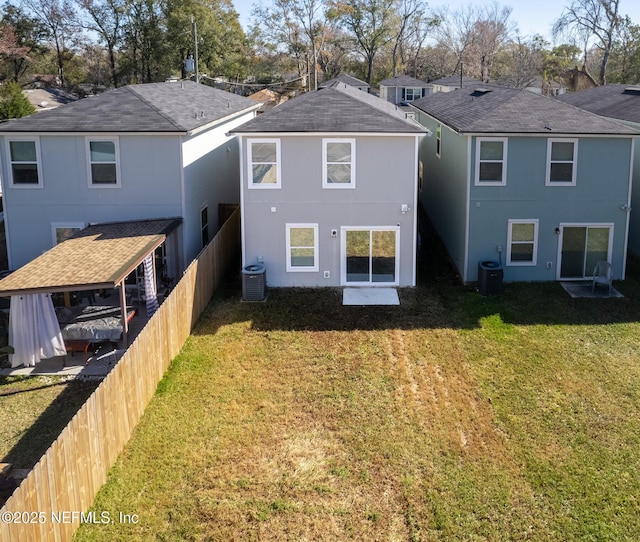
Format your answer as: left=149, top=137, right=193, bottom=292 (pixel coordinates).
left=191, top=16, right=199, bottom=84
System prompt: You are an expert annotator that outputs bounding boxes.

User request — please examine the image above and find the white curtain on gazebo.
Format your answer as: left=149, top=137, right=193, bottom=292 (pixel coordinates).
left=143, top=254, right=159, bottom=318
left=8, top=293, right=67, bottom=368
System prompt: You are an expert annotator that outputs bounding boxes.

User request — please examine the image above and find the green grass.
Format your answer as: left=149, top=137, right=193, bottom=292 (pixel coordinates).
left=70, top=250, right=640, bottom=541
left=0, top=376, right=101, bottom=469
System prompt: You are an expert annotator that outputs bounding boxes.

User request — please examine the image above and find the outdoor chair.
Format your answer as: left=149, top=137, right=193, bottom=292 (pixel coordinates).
left=592, top=261, right=613, bottom=296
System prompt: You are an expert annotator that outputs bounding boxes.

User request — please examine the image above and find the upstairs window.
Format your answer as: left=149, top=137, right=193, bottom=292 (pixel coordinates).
left=87, top=138, right=120, bottom=187
left=248, top=139, right=281, bottom=188
left=546, top=139, right=577, bottom=186
left=8, top=138, right=42, bottom=187
left=323, top=138, right=355, bottom=188
left=436, top=124, right=441, bottom=158
left=476, top=138, right=507, bottom=186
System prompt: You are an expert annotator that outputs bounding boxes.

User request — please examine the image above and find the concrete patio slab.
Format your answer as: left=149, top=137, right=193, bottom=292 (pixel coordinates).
left=560, top=281, right=623, bottom=299
left=343, top=287, right=400, bottom=306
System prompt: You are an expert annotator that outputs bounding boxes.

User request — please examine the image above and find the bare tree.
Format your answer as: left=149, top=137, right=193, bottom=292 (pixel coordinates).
left=553, top=0, right=621, bottom=85
left=22, top=0, right=80, bottom=87
left=76, top=0, right=124, bottom=87
left=329, top=0, right=396, bottom=85
left=434, top=2, right=513, bottom=82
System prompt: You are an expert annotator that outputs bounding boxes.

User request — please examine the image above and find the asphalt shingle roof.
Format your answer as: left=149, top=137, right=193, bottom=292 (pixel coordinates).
left=556, top=84, right=640, bottom=125
left=319, top=74, right=370, bottom=88
left=429, top=75, right=483, bottom=88
left=378, top=75, right=432, bottom=88
left=230, top=83, right=427, bottom=134
left=0, top=81, right=258, bottom=133
left=0, top=218, right=182, bottom=296
left=411, top=84, right=639, bottom=135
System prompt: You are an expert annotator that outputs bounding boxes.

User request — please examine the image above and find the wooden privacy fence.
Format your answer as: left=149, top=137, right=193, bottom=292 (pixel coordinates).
left=0, top=207, right=241, bottom=542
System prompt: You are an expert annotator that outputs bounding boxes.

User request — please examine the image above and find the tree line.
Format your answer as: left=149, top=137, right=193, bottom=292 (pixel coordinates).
left=0, top=0, right=639, bottom=99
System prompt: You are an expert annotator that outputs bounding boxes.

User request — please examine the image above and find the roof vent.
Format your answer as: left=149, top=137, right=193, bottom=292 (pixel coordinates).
left=623, top=87, right=640, bottom=95
left=471, top=87, right=491, bottom=97
left=544, top=126, right=553, bottom=131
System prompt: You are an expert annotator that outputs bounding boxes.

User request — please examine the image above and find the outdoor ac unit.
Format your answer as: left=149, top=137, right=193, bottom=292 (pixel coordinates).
left=241, top=264, right=266, bottom=301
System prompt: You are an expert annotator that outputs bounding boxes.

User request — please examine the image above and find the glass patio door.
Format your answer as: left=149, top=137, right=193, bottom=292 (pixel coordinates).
left=343, top=228, right=399, bottom=285
left=559, top=225, right=612, bottom=279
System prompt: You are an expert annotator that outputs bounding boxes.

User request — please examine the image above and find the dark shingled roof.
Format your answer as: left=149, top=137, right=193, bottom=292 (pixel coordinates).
left=378, top=74, right=432, bottom=88
left=411, top=84, right=639, bottom=135
left=556, top=84, right=640, bottom=125
left=319, top=74, right=370, bottom=88
left=428, top=75, right=483, bottom=88
left=0, top=81, right=258, bottom=133
left=230, top=83, right=427, bottom=134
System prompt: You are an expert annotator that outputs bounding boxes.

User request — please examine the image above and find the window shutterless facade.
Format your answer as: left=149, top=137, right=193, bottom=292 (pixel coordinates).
left=248, top=138, right=281, bottom=188
left=436, top=124, right=441, bottom=158
left=404, top=88, right=422, bottom=101
left=86, top=137, right=120, bottom=187
left=7, top=138, right=42, bottom=187
left=323, top=138, right=355, bottom=188
left=286, top=224, right=318, bottom=272
left=546, top=138, right=577, bottom=186
left=200, top=205, right=209, bottom=248
left=507, top=219, right=539, bottom=265
left=52, top=222, right=84, bottom=246
left=475, top=138, right=507, bottom=186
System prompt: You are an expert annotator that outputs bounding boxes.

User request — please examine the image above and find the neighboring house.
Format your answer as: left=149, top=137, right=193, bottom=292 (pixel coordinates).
left=411, top=84, right=638, bottom=284
left=522, top=76, right=567, bottom=97
left=0, top=80, right=259, bottom=275
left=557, top=85, right=640, bottom=254
left=23, top=88, right=78, bottom=112
left=319, top=74, right=370, bottom=92
left=379, top=75, right=432, bottom=105
left=247, top=89, right=288, bottom=114
left=230, top=82, right=428, bottom=287
left=428, top=75, right=482, bottom=93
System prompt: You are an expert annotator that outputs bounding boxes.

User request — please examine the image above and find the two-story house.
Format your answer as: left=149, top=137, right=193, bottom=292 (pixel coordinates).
left=379, top=75, right=432, bottom=105
left=0, top=80, right=259, bottom=276
left=411, top=84, right=638, bottom=284
left=230, top=82, right=428, bottom=288
left=556, top=85, right=640, bottom=256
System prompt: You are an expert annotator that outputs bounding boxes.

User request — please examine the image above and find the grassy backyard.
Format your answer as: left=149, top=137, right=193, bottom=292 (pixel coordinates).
left=69, top=252, right=640, bottom=541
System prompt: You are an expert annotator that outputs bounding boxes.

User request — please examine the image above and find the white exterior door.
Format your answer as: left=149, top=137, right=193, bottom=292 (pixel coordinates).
left=341, top=227, right=399, bottom=286
left=557, top=224, right=613, bottom=280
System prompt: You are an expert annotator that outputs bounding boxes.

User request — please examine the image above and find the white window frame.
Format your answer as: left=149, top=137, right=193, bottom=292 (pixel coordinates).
left=340, top=226, right=400, bottom=286
left=51, top=222, right=85, bottom=246
left=286, top=223, right=319, bottom=272
left=6, top=137, right=43, bottom=188
left=436, top=124, right=441, bottom=158
left=507, top=219, right=539, bottom=266
left=322, top=138, right=356, bottom=189
left=247, top=138, right=281, bottom=189
left=404, top=87, right=422, bottom=101
left=546, top=138, right=577, bottom=186
left=85, top=136, right=121, bottom=188
left=475, top=137, right=508, bottom=186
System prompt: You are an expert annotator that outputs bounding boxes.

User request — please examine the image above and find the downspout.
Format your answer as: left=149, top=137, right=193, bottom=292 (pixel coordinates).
left=622, top=137, right=635, bottom=280
left=238, top=135, right=246, bottom=267
left=463, top=135, right=472, bottom=282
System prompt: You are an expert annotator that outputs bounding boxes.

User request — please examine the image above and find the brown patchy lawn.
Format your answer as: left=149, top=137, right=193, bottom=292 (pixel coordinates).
left=73, top=254, right=640, bottom=541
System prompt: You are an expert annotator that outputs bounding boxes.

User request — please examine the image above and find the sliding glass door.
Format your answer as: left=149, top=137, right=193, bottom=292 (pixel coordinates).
left=342, top=227, right=399, bottom=285
left=559, top=225, right=612, bottom=279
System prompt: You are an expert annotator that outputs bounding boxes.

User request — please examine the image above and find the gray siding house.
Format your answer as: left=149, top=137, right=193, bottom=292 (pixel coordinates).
left=319, top=74, right=370, bottom=92
left=230, top=82, right=428, bottom=287
left=379, top=75, right=432, bottom=105
left=411, top=84, right=638, bottom=284
left=0, top=81, right=259, bottom=274
left=556, top=85, right=640, bottom=256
